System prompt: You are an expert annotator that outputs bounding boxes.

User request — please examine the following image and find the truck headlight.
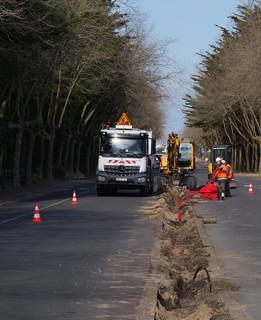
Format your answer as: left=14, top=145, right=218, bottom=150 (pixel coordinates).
left=138, top=177, right=146, bottom=183
left=98, top=175, right=106, bottom=182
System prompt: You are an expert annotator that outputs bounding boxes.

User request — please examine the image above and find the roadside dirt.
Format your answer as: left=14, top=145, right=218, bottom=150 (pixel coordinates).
left=143, top=188, right=233, bottom=320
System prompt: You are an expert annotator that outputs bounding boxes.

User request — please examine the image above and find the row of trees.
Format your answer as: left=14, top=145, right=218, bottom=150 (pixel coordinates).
left=0, top=0, right=175, bottom=187
left=184, top=1, right=261, bottom=172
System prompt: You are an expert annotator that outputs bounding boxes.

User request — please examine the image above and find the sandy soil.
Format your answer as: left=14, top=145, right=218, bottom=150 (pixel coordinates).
left=142, top=187, right=233, bottom=320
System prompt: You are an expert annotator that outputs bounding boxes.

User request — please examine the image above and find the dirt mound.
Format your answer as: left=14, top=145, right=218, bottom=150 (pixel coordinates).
left=144, top=187, right=232, bottom=320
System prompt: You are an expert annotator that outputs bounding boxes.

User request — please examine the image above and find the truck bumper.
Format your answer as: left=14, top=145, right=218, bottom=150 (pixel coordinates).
left=96, top=172, right=149, bottom=190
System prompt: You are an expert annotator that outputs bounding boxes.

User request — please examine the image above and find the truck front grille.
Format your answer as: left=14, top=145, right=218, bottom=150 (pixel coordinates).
left=104, top=165, right=140, bottom=176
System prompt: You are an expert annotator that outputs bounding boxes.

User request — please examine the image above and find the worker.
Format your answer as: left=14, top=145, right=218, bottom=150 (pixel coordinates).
left=225, top=161, right=233, bottom=179
left=214, top=157, right=222, bottom=172
left=215, top=157, right=228, bottom=200
left=222, top=160, right=232, bottom=197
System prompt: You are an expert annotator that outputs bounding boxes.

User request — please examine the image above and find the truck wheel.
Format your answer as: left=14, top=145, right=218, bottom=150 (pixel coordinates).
left=187, top=176, right=197, bottom=190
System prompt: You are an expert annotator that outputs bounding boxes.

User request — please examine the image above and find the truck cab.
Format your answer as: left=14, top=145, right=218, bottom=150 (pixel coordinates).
left=96, top=114, right=156, bottom=196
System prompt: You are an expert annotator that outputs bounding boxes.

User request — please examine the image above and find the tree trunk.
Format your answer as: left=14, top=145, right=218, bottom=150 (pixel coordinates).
left=239, top=146, right=242, bottom=171
left=26, top=132, right=37, bottom=184
left=251, top=144, right=255, bottom=172
left=245, top=143, right=250, bottom=172
left=47, top=129, right=55, bottom=182
left=58, top=141, right=64, bottom=167
left=258, top=137, right=261, bottom=172
left=86, top=141, right=91, bottom=174
left=69, top=138, right=75, bottom=173
left=254, top=143, right=258, bottom=172
left=0, top=148, right=4, bottom=178
left=38, top=136, right=44, bottom=180
left=13, top=129, right=23, bottom=187
left=75, top=140, right=83, bottom=172
left=64, top=135, right=71, bottom=170
left=233, top=146, right=237, bottom=171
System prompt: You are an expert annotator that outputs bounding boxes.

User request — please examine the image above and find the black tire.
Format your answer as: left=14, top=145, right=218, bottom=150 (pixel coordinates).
left=187, top=176, right=197, bottom=190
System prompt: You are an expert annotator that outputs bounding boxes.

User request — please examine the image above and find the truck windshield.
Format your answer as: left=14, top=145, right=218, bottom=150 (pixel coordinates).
left=100, top=136, right=146, bottom=158
left=179, top=143, right=192, bottom=167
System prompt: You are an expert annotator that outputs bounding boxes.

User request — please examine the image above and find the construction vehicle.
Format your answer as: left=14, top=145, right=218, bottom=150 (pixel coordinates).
left=96, top=113, right=157, bottom=196
left=159, top=134, right=197, bottom=189
left=159, top=132, right=179, bottom=177
left=159, top=154, right=168, bottom=174
left=178, top=139, right=197, bottom=190
left=208, top=145, right=236, bottom=188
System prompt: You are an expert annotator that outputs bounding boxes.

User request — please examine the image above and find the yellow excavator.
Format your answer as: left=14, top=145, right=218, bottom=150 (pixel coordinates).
left=159, top=132, right=180, bottom=178
left=159, top=134, right=197, bottom=189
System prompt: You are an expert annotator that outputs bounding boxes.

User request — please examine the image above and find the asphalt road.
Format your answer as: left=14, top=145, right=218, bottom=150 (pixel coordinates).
left=0, top=181, right=158, bottom=320
left=193, top=162, right=261, bottom=320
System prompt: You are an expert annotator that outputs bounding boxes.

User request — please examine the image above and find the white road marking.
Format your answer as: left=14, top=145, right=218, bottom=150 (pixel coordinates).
left=0, top=182, right=92, bottom=207
left=0, top=188, right=95, bottom=225
left=0, top=193, right=44, bottom=206
left=0, top=191, right=65, bottom=207
left=0, top=200, right=13, bottom=207
left=0, top=198, right=71, bottom=225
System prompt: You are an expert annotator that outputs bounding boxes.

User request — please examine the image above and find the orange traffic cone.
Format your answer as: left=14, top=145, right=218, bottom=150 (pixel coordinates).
left=71, top=191, right=78, bottom=204
left=32, top=203, right=42, bottom=222
left=248, top=182, right=254, bottom=194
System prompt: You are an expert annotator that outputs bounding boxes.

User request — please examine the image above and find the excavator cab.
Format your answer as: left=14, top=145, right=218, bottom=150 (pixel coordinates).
left=208, top=145, right=231, bottom=180
left=178, top=141, right=195, bottom=170
left=208, top=145, right=235, bottom=188
left=178, top=140, right=197, bottom=190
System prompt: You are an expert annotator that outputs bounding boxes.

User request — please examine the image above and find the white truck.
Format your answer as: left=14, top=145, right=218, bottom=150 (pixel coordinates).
left=96, top=114, right=157, bottom=196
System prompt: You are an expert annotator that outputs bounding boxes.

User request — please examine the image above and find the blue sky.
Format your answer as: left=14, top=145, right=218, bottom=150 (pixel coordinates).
left=136, top=0, right=242, bottom=134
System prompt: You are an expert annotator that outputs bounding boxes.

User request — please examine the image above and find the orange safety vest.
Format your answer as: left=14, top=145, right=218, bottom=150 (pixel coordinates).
left=226, top=164, right=233, bottom=179
left=216, top=164, right=228, bottom=179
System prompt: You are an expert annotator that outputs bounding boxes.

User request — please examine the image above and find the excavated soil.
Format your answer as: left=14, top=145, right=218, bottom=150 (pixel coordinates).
left=142, top=187, right=233, bottom=320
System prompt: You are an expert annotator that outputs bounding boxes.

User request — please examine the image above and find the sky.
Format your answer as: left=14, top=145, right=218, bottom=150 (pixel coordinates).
left=135, top=0, right=242, bottom=135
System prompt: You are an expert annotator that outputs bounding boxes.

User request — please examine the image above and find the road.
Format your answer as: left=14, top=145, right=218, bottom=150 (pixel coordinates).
left=193, top=162, right=261, bottom=320
left=0, top=180, right=159, bottom=320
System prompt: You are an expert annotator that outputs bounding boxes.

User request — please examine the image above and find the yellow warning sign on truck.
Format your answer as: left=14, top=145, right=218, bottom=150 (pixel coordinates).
left=117, top=113, right=131, bottom=126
